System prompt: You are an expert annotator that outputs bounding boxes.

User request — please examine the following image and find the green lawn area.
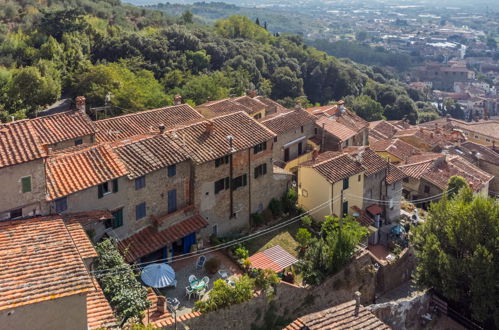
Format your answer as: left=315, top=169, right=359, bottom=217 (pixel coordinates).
left=246, top=221, right=301, bottom=258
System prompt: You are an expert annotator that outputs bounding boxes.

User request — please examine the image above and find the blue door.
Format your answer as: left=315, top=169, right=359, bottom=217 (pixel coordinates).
left=182, top=233, right=197, bottom=254
left=168, top=189, right=177, bottom=214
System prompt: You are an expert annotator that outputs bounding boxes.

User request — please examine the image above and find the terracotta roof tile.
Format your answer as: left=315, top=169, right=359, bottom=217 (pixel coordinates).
left=351, top=206, right=375, bottom=227
left=64, top=221, right=98, bottom=259
left=63, top=210, right=114, bottom=225
left=254, top=96, right=288, bottom=114
left=394, top=127, right=446, bottom=147
left=114, top=134, right=189, bottom=179
left=118, top=214, right=209, bottom=263
left=95, top=104, right=204, bottom=142
left=0, top=216, right=93, bottom=311
left=386, top=164, right=407, bottom=185
left=458, top=141, right=499, bottom=164
left=197, top=96, right=278, bottom=118
left=344, top=146, right=388, bottom=176
left=398, top=159, right=435, bottom=179
left=284, top=300, right=391, bottom=330
left=87, top=277, right=117, bottom=330
left=249, top=245, right=298, bottom=272
left=0, top=120, right=47, bottom=168
left=45, top=144, right=128, bottom=200
left=168, top=112, right=275, bottom=164
left=370, top=138, right=421, bottom=161
left=261, top=109, right=316, bottom=135
left=31, top=111, right=95, bottom=145
left=302, top=151, right=365, bottom=183
left=369, top=120, right=400, bottom=140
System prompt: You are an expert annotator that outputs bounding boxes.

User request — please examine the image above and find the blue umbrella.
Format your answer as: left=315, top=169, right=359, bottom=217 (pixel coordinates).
left=141, top=263, right=176, bottom=288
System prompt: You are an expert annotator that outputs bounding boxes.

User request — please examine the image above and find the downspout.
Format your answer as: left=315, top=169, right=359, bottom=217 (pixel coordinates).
left=229, top=140, right=234, bottom=218
left=248, top=148, right=252, bottom=226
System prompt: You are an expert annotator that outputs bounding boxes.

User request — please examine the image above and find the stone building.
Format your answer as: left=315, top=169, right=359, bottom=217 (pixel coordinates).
left=306, top=102, right=369, bottom=151
left=0, top=215, right=116, bottom=330
left=260, top=106, right=318, bottom=173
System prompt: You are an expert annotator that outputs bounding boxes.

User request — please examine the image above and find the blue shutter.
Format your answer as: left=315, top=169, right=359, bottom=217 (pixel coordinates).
left=168, top=189, right=177, bottom=213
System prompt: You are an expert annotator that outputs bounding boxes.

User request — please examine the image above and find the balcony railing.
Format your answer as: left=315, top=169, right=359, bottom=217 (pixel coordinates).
left=284, top=141, right=319, bottom=172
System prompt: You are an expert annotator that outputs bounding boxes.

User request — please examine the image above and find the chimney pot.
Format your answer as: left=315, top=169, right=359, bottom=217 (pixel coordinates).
left=159, top=124, right=165, bottom=134
left=75, top=96, right=86, bottom=112
left=246, top=90, right=257, bottom=98
left=174, top=94, right=182, bottom=105
left=354, top=291, right=361, bottom=317
left=205, top=121, right=214, bottom=133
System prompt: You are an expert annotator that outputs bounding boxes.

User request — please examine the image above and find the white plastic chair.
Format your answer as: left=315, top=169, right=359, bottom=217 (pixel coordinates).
left=196, top=287, right=206, bottom=299
left=189, top=275, right=197, bottom=283
left=185, top=286, right=194, bottom=300
left=202, top=276, right=209, bottom=286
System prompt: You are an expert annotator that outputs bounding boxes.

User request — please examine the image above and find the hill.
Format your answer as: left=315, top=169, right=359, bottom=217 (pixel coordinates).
left=0, top=0, right=432, bottom=124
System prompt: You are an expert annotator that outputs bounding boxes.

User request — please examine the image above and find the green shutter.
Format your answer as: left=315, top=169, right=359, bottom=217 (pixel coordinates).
left=21, top=177, right=31, bottom=193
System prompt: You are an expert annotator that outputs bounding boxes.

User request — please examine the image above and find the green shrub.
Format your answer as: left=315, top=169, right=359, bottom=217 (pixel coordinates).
left=254, top=268, right=280, bottom=293
left=300, top=215, right=312, bottom=227
left=281, top=188, right=298, bottom=214
left=209, top=234, right=221, bottom=246
left=251, top=212, right=264, bottom=227
left=204, top=257, right=221, bottom=274
left=268, top=198, right=282, bottom=218
left=296, top=228, right=312, bottom=248
left=233, top=245, right=249, bottom=260
left=261, top=208, right=273, bottom=223
left=194, top=276, right=255, bottom=313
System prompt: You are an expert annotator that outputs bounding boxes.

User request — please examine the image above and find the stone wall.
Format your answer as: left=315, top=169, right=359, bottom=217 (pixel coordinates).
left=163, top=252, right=376, bottom=330
left=367, top=291, right=430, bottom=330
left=374, top=247, right=416, bottom=296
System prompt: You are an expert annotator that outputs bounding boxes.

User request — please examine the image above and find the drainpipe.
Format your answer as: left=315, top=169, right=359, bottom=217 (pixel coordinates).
left=228, top=136, right=235, bottom=218
left=248, top=148, right=252, bottom=226
left=321, top=123, right=325, bottom=150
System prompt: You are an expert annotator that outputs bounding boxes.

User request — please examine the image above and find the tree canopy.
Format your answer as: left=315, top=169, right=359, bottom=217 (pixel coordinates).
left=412, top=187, right=498, bottom=327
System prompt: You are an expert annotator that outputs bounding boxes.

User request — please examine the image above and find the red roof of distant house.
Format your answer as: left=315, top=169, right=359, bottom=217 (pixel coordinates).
left=343, top=146, right=388, bottom=177
left=302, top=151, right=365, bottom=184
left=118, top=214, right=209, bottom=263
left=248, top=245, right=298, bottom=273
left=87, top=278, right=117, bottom=329
left=31, top=110, right=95, bottom=145
left=0, top=120, right=47, bottom=168
left=261, top=109, right=316, bottom=135
left=370, top=139, right=420, bottom=161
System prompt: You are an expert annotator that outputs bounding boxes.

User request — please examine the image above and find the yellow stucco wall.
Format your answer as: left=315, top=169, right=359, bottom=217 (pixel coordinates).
left=373, top=151, right=402, bottom=164
left=298, top=166, right=364, bottom=221
left=462, top=130, right=495, bottom=146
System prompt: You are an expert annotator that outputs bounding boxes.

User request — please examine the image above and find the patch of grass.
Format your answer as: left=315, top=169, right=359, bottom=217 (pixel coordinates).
left=246, top=222, right=301, bottom=258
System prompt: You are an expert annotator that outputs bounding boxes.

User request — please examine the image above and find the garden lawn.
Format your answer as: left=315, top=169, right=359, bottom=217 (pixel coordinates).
left=246, top=222, right=300, bottom=258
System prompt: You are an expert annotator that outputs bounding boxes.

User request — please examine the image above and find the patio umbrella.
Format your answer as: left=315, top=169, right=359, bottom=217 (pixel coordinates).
left=141, top=263, right=176, bottom=288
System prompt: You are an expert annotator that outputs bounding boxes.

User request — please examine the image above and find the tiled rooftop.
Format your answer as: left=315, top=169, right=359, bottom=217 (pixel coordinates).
left=45, top=144, right=128, bottom=200
left=369, top=120, right=400, bottom=140
left=316, top=116, right=358, bottom=142
left=386, top=164, right=407, bottom=185
left=95, top=104, right=204, bottom=143
left=370, top=138, right=420, bottom=161
left=118, top=214, right=209, bottom=263
left=248, top=245, right=298, bottom=273
left=302, top=151, right=365, bottom=183
left=284, top=299, right=391, bottom=330
left=0, top=216, right=93, bottom=311
left=169, top=112, right=275, bottom=164
left=87, top=278, right=117, bottom=329
left=31, top=110, right=95, bottom=145
left=261, top=109, right=316, bottom=135
left=343, top=146, right=388, bottom=177
left=0, top=120, right=46, bottom=168
left=197, top=95, right=279, bottom=118
left=114, top=134, right=189, bottom=179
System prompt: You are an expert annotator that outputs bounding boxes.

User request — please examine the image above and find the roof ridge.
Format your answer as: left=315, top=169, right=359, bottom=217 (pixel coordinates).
left=96, top=104, right=199, bottom=123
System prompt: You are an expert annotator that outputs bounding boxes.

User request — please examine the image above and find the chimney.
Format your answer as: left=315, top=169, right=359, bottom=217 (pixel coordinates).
left=174, top=94, right=182, bottom=105
left=338, top=100, right=346, bottom=114
left=312, top=149, right=319, bottom=160
left=294, top=102, right=303, bottom=111
left=354, top=291, right=361, bottom=317
left=246, top=90, right=257, bottom=98
left=205, top=121, right=214, bottom=134
left=75, top=96, right=86, bottom=112
left=158, top=124, right=165, bottom=134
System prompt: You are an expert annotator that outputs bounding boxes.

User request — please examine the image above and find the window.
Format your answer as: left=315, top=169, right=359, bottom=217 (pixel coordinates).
left=109, top=209, right=123, bottom=229
left=98, top=181, right=110, bottom=198
left=274, top=136, right=278, bottom=143
left=10, top=208, right=22, bottom=219
left=358, top=175, right=361, bottom=182
left=215, top=155, right=230, bottom=167
left=254, top=113, right=262, bottom=120
left=135, top=176, right=146, bottom=190
left=253, top=142, right=267, bottom=154
left=135, top=202, right=146, bottom=220
left=212, top=224, right=218, bottom=237
left=254, top=163, right=267, bottom=178
left=343, top=177, right=349, bottom=190
left=168, top=189, right=177, bottom=214
left=21, top=176, right=31, bottom=193
left=112, top=179, right=118, bottom=193
left=314, top=127, right=318, bottom=135
left=486, top=139, right=491, bottom=142
left=474, top=135, right=479, bottom=139
left=284, top=148, right=290, bottom=162
left=342, top=201, right=349, bottom=216
left=232, top=174, right=247, bottom=190
left=55, top=197, right=67, bottom=213
left=403, top=178, right=409, bottom=183
left=301, top=126, right=304, bottom=133
left=298, top=142, right=303, bottom=155
left=424, top=185, right=430, bottom=193
left=214, top=177, right=230, bottom=194
left=74, top=139, right=83, bottom=146
left=168, top=164, right=176, bottom=177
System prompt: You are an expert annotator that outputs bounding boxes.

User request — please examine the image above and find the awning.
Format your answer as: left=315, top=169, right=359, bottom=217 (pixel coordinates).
left=283, top=135, right=307, bottom=148
left=367, top=204, right=383, bottom=216
left=118, top=215, right=208, bottom=263
left=248, top=245, right=298, bottom=273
